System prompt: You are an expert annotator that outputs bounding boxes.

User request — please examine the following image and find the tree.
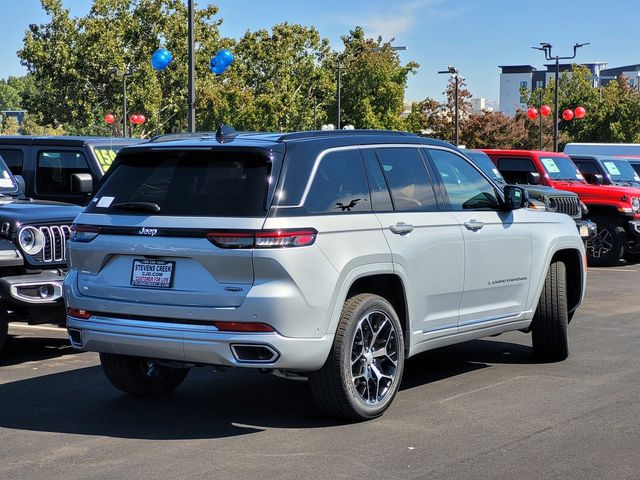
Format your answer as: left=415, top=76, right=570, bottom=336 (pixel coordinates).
left=336, top=27, right=418, bottom=130
left=0, top=116, right=20, bottom=135
left=198, top=22, right=334, bottom=132
left=19, top=0, right=226, bottom=135
left=460, top=111, right=531, bottom=149
left=404, top=98, right=450, bottom=139
left=0, top=82, right=21, bottom=111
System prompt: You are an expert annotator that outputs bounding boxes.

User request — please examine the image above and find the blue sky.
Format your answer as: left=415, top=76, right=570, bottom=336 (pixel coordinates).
left=2, top=0, right=639, bottom=104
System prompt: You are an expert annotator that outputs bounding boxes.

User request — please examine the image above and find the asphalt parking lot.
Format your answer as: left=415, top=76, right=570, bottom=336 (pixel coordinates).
left=1, top=263, right=639, bottom=480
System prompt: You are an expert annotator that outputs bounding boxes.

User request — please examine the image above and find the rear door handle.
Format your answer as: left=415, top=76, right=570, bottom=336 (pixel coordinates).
left=389, top=223, right=414, bottom=235
left=464, top=220, right=484, bottom=231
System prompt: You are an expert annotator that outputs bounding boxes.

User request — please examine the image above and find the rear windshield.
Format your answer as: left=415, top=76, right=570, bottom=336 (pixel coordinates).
left=86, top=150, right=272, bottom=217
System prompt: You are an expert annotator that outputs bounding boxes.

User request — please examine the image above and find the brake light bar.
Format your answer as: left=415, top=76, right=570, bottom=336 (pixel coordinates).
left=71, top=224, right=100, bottom=243
left=207, top=229, right=317, bottom=249
left=67, top=307, right=92, bottom=319
left=213, top=321, right=275, bottom=332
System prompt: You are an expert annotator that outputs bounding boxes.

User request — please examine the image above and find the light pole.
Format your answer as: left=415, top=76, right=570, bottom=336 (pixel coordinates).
left=438, top=65, right=459, bottom=146
left=336, top=45, right=406, bottom=129
left=119, top=66, right=133, bottom=138
left=532, top=42, right=588, bottom=152
left=187, top=0, right=195, bottom=132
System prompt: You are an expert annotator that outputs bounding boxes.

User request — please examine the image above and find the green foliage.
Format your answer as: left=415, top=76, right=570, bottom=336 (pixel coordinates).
left=0, top=82, right=22, bottom=111
left=0, top=116, right=20, bottom=135
left=337, top=27, right=418, bottom=130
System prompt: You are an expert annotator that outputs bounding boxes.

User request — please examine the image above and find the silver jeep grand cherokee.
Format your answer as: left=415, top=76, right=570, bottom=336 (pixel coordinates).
left=64, top=128, right=586, bottom=420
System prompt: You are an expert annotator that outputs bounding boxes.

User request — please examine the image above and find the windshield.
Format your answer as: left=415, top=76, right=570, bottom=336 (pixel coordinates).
left=466, top=151, right=505, bottom=183
left=93, top=145, right=133, bottom=173
left=539, top=156, right=584, bottom=181
left=599, top=158, right=640, bottom=183
left=0, top=155, right=20, bottom=194
left=86, top=150, right=272, bottom=217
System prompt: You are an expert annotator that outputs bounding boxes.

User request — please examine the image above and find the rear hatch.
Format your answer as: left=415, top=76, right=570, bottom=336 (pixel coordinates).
left=71, top=145, right=282, bottom=308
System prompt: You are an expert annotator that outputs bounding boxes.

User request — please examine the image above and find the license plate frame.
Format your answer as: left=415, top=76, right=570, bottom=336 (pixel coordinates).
left=130, top=259, right=175, bottom=289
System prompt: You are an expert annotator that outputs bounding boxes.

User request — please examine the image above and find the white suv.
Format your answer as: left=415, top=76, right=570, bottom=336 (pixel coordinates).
left=64, top=129, right=586, bottom=420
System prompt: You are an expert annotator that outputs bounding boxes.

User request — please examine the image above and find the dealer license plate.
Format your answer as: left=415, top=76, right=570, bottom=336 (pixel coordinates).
left=131, top=259, right=175, bottom=288
left=579, top=225, right=589, bottom=238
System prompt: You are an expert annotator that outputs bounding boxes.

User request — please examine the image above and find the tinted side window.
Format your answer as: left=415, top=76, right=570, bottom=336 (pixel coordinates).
left=0, top=149, right=24, bottom=176
left=573, top=161, right=599, bottom=183
left=497, top=157, right=537, bottom=184
left=305, top=150, right=371, bottom=214
left=361, top=149, right=393, bottom=212
left=429, top=149, right=499, bottom=211
left=375, top=148, right=437, bottom=212
left=37, top=150, right=90, bottom=194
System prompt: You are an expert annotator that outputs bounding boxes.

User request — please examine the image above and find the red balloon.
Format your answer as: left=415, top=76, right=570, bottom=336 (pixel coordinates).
left=540, top=105, right=551, bottom=117
left=137, top=114, right=146, bottom=124
left=526, top=107, right=538, bottom=120
left=104, top=114, right=115, bottom=124
left=574, top=106, right=586, bottom=119
left=562, top=109, right=574, bottom=121
left=130, top=114, right=139, bottom=124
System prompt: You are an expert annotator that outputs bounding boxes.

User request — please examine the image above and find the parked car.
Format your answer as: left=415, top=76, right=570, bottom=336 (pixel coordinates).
left=0, top=155, right=82, bottom=353
left=464, top=150, right=596, bottom=241
left=563, top=142, right=640, bottom=182
left=65, top=128, right=586, bottom=420
left=483, top=149, right=640, bottom=267
left=0, top=136, right=142, bottom=206
left=568, top=154, right=640, bottom=187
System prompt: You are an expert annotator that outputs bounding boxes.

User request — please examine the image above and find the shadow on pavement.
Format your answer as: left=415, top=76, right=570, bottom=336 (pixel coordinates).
left=0, top=335, right=76, bottom=367
left=0, top=337, right=533, bottom=439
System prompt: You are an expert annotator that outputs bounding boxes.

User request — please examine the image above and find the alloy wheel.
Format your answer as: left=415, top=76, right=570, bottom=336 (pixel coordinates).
left=350, top=310, right=400, bottom=405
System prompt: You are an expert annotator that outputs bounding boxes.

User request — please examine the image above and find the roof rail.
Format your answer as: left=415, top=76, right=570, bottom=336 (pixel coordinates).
left=276, top=129, right=417, bottom=142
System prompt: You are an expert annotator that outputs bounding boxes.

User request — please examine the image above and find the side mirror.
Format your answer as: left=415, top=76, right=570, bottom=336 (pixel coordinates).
left=593, top=173, right=604, bottom=185
left=503, top=185, right=529, bottom=211
left=71, top=173, right=93, bottom=194
left=527, top=171, right=541, bottom=185
left=14, top=175, right=26, bottom=195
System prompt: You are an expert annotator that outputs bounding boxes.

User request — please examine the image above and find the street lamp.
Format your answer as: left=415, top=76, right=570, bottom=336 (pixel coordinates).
left=187, top=0, right=195, bottom=132
left=531, top=42, right=589, bottom=152
left=336, top=45, right=406, bottom=129
left=438, top=65, right=460, bottom=146
left=112, top=66, right=134, bottom=138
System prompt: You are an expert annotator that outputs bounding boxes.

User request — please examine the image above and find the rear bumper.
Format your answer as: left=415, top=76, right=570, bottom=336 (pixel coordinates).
left=0, top=269, right=65, bottom=307
left=66, top=314, right=334, bottom=372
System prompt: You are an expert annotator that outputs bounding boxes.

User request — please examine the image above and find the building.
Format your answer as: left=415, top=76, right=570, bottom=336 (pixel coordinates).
left=469, top=97, right=493, bottom=115
left=0, top=110, right=26, bottom=125
left=497, top=61, right=639, bottom=116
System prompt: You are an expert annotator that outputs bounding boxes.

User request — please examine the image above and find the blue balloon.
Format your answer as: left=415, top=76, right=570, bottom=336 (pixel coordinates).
left=211, top=60, right=228, bottom=75
left=151, top=48, right=173, bottom=71
left=215, top=49, right=234, bottom=68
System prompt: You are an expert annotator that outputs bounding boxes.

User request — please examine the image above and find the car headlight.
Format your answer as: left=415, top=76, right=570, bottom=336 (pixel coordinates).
left=18, top=226, right=44, bottom=255
left=544, top=197, right=558, bottom=212
left=632, top=197, right=640, bottom=213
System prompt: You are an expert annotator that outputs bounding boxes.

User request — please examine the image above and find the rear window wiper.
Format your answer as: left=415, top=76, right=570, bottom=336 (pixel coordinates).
left=111, top=201, right=161, bottom=213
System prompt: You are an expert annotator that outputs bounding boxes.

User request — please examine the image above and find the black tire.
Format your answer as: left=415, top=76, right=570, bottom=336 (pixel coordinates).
left=99, top=353, right=189, bottom=396
left=586, top=215, right=625, bottom=267
left=308, top=293, right=405, bottom=421
left=531, top=261, right=569, bottom=362
left=0, top=308, right=8, bottom=354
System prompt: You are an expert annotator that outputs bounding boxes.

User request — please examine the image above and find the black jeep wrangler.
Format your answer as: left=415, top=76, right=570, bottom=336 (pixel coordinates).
left=0, top=154, right=82, bottom=352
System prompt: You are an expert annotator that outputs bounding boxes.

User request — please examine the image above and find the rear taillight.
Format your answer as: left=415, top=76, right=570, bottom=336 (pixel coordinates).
left=71, top=224, right=100, bottom=243
left=213, top=321, right=275, bottom=332
left=67, top=307, right=92, bottom=319
left=207, top=229, right=317, bottom=249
